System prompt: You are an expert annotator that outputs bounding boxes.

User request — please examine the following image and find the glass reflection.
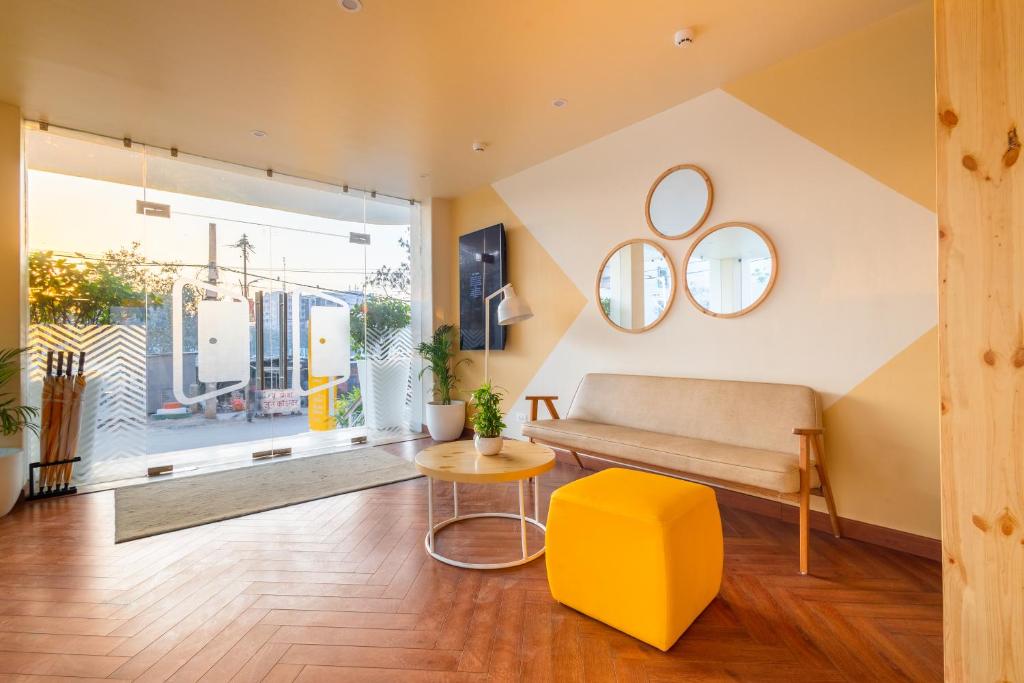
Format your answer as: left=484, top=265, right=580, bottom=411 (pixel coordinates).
left=647, top=165, right=712, bottom=238
left=686, top=225, right=774, bottom=316
left=598, top=241, right=673, bottom=331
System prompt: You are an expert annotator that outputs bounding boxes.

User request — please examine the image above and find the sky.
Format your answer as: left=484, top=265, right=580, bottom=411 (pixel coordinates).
left=27, top=169, right=412, bottom=297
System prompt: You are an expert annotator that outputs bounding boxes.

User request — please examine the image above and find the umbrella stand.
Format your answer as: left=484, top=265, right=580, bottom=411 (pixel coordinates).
left=28, top=348, right=85, bottom=501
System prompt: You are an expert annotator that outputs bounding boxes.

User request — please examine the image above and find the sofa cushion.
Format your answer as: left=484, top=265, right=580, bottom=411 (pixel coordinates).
left=522, top=418, right=819, bottom=494
left=565, top=374, right=820, bottom=455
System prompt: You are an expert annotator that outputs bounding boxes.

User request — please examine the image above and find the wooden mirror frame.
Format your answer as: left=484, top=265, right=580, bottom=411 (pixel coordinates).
left=644, top=164, right=714, bottom=240
left=682, top=221, right=779, bottom=319
left=595, top=238, right=676, bottom=333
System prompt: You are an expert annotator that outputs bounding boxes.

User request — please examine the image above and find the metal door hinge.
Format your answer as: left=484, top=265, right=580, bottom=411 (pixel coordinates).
left=252, top=447, right=292, bottom=460
left=136, top=200, right=171, bottom=218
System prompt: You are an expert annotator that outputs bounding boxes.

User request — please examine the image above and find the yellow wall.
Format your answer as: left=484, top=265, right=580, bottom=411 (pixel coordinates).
left=0, top=102, right=23, bottom=449
left=426, top=198, right=452, bottom=330
left=823, top=328, right=939, bottom=537
left=446, top=186, right=585, bottom=417
left=725, top=1, right=935, bottom=210
left=442, top=5, right=940, bottom=539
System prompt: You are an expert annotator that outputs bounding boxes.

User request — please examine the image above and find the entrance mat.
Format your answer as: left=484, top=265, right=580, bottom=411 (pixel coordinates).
left=115, top=447, right=419, bottom=542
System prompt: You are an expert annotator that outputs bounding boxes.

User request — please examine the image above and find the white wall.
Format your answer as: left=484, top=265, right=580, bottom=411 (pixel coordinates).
left=493, top=89, right=935, bottom=434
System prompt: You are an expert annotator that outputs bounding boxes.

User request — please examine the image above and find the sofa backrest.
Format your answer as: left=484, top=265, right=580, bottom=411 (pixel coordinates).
left=565, top=373, right=821, bottom=455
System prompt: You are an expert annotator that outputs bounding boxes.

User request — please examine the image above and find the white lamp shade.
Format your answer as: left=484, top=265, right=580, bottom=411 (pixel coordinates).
left=497, top=287, right=533, bottom=325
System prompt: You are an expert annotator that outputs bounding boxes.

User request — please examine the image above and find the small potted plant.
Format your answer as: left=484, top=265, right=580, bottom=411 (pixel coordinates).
left=470, top=381, right=505, bottom=456
left=0, top=349, right=38, bottom=517
left=416, top=324, right=470, bottom=441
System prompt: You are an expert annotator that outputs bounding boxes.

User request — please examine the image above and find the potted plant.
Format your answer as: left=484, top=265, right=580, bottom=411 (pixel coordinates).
left=0, top=348, right=39, bottom=517
left=416, top=324, right=470, bottom=441
left=470, top=381, right=506, bottom=456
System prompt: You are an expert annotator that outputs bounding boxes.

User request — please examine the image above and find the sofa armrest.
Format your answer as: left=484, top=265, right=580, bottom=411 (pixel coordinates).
left=526, top=396, right=560, bottom=421
left=792, top=428, right=823, bottom=436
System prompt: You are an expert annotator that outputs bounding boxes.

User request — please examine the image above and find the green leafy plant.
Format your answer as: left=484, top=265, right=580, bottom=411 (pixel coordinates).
left=0, top=348, right=38, bottom=437
left=415, top=324, right=469, bottom=405
left=333, top=387, right=363, bottom=428
left=349, top=294, right=411, bottom=358
left=469, top=381, right=506, bottom=438
left=29, top=243, right=181, bottom=326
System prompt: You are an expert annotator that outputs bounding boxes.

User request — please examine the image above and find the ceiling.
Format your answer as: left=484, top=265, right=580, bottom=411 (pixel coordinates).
left=0, top=0, right=917, bottom=200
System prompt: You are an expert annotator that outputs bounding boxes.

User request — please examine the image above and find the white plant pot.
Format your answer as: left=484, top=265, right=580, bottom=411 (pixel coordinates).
left=424, top=401, right=466, bottom=442
left=0, top=448, right=24, bottom=517
left=474, top=434, right=503, bottom=456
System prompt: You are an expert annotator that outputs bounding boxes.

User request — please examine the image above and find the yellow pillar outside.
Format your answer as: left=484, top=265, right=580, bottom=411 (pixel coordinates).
left=307, top=323, right=335, bottom=431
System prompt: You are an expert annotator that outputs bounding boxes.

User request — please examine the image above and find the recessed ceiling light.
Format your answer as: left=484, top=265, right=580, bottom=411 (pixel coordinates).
left=250, top=129, right=267, bottom=138
left=339, top=0, right=362, bottom=12
left=552, top=98, right=568, bottom=109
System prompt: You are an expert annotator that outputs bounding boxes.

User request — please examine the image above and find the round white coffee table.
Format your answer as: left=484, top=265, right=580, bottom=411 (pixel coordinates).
left=415, top=439, right=556, bottom=570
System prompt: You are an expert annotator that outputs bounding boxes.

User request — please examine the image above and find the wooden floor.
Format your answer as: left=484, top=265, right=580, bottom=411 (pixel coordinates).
left=0, top=439, right=943, bottom=682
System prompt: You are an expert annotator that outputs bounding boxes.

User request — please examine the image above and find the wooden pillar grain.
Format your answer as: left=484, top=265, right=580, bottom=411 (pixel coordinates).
left=935, top=1, right=1024, bottom=680
left=0, top=103, right=24, bottom=450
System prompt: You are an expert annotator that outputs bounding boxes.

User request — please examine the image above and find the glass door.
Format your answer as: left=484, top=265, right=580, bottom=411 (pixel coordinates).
left=260, top=189, right=371, bottom=457
left=140, top=205, right=276, bottom=475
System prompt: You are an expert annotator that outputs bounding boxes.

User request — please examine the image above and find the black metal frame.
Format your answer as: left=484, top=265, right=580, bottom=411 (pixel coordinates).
left=27, top=457, right=81, bottom=500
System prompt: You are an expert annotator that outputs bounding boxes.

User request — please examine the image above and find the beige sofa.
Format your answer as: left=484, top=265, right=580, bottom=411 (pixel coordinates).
left=522, top=373, right=840, bottom=574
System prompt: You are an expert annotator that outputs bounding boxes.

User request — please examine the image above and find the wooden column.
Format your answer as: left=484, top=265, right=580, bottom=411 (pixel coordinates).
left=0, top=103, right=24, bottom=450
left=935, top=2, right=1024, bottom=681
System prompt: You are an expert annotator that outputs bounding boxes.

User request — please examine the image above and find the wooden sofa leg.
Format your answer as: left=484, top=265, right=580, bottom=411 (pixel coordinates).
left=569, top=450, right=585, bottom=469
left=814, top=434, right=841, bottom=538
left=798, top=435, right=811, bottom=575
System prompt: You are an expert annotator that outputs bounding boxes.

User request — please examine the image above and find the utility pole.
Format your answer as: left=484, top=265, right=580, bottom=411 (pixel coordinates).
left=204, top=223, right=218, bottom=419
left=230, top=233, right=255, bottom=298
left=228, top=233, right=257, bottom=421
left=206, top=223, right=219, bottom=297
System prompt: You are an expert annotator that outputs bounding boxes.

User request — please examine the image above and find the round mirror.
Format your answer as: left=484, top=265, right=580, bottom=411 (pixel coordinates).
left=596, top=239, right=675, bottom=332
left=683, top=222, right=778, bottom=318
left=645, top=164, right=713, bottom=239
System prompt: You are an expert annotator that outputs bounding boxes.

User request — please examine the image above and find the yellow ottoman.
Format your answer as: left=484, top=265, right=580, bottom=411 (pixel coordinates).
left=546, top=467, right=723, bottom=651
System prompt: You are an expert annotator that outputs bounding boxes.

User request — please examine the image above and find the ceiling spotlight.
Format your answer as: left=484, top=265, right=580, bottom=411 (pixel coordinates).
left=552, top=98, right=568, bottom=109
left=250, top=129, right=267, bottom=138
left=338, top=0, right=362, bottom=12
left=674, top=27, right=695, bottom=47
left=472, top=141, right=487, bottom=153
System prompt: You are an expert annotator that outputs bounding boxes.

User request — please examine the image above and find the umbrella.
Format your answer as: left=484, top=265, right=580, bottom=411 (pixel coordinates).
left=41, top=353, right=66, bottom=490
left=35, top=350, right=87, bottom=493
left=58, top=352, right=86, bottom=486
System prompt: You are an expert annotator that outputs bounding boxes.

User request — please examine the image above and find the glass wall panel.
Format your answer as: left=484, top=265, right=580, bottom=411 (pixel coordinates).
left=25, top=127, right=151, bottom=485
left=24, top=124, right=421, bottom=487
left=361, top=198, right=414, bottom=435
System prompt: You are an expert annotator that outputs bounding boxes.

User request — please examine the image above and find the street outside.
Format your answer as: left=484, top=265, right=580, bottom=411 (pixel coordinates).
left=146, top=411, right=318, bottom=454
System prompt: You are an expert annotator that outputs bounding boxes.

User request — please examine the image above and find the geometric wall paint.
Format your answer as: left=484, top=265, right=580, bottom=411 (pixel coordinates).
left=28, top=324, right=147, bottom=485
left=490, top=88, right=938, bottom=538
left=725, top=1, right=935, bottom=211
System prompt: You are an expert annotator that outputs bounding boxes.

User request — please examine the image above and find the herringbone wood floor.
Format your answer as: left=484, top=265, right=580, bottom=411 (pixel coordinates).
left=0, top=439, right=942, bottom=682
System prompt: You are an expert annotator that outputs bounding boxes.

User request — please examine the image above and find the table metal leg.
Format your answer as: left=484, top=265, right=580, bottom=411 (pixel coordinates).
left=427, top=477, right=434, bottom=551
left=518, top=479, right=528, bottom=559
left=534, top=476, right=540, bottom=523
left=421, top=475, right=547, bottom=570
